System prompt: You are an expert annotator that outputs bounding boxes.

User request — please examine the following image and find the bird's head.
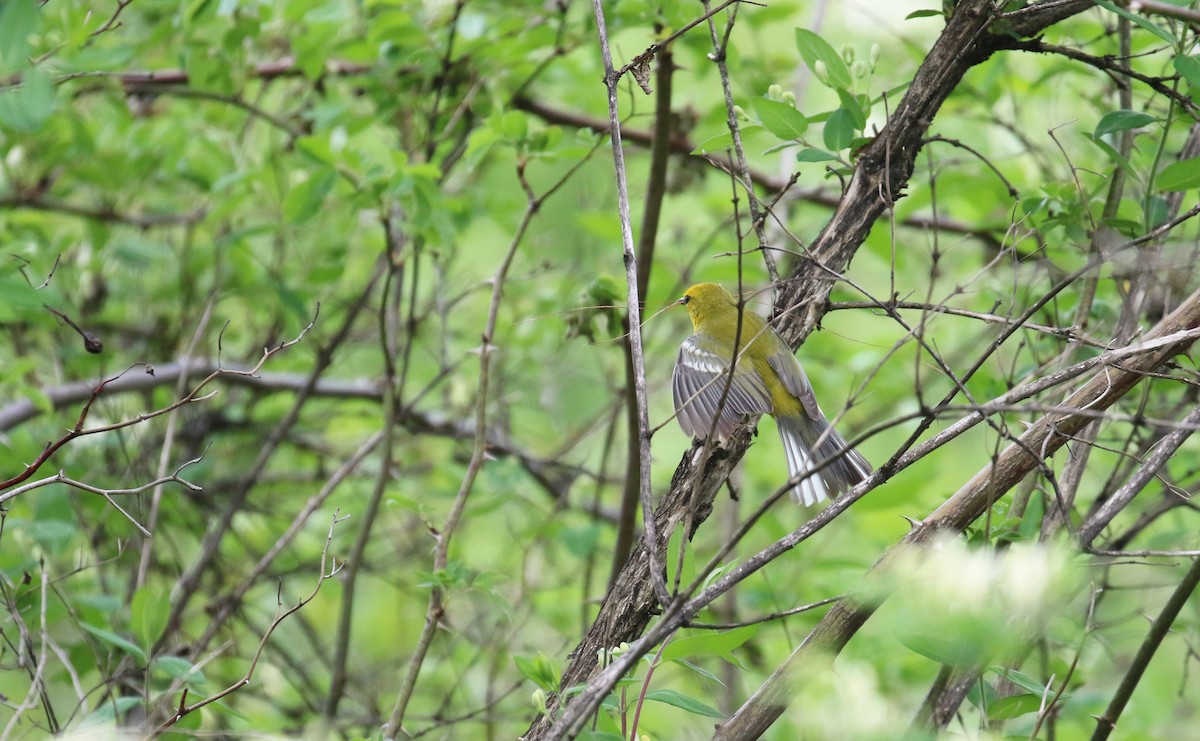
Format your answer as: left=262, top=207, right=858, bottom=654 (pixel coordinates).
left=679, top=283, right=738, bottom=330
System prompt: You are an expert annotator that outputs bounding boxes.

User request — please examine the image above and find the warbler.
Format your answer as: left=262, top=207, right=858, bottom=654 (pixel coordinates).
left=672, top=283, right=871, bottom=505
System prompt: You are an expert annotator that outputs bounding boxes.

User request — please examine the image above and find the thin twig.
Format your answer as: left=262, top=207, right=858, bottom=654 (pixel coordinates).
left=1090, top=554, right=1200, bottom=741
left=150, top=511, right=346, bottom=736
left=590, top=0, right=671, bottom=610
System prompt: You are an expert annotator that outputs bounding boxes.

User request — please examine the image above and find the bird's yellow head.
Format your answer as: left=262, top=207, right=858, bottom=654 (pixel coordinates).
left=680, top=283, right=738, bottom=330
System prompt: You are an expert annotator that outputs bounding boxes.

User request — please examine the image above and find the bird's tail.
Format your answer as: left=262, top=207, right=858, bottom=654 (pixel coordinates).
left=776, top=414, right=871, bottom=506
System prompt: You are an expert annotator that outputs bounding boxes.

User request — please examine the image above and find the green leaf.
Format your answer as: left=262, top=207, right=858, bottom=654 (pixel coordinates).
left=1094, top=110, right=1157, bottom=138
left=987, top=693, right=1043, bottom=720
left=1145, top=194, right=1169, bottom=227
left=80, top=697, right=142, bottom=727
left=0, top=67, right=59, bottom=133
left=1157, top=157, right=1200, bottom=191
left=794, top=28, right=852, bottom=90
left=675, top=658, right=726, bottom=686
left=901, top=633, right=984, bottom=668
left=514, top=653, right=560, bottom=692
left=666, top=522, right=694, bottom=590
left=1094, top=0, right=1175, bottom=44
left=131, top=586, right=171, bottom=650
left=1017, top=490, right=1044, bottom=540
left=823, top=107, right=857, bottom=150
left=0, top=272, right=42, bottom=321
left=644, top=689, right=725, bottom=719
left=691, top=125, right=764, bottom=155
left=754, top=97, right=807, bottom=140
left=23, top=519, right=75, bottom=552
left=990, top=667, right=1050, bottom=695
left=1087, top=134, right=1138, bottom=180
left=295, top=135, right=337, bottom=166
left=282, top=168, right=337, bottom=223
left=1174, top=55, right=1200, bottom=89
left=796, top=148, right=839, bottom=164
left=661, top=625, right=757, bottom=663
left=905, top=9, right=944, bottom=20
left=0, top=0, right=40, bottom=73
left=835, top=88, right=867, bottom=128
left=152, top=656, right=207, bottom=687
left=560, top=523, right=602, bottom=558
left=966, top=678, right=998, bottom=712
left=81, top=622, right=147, bottom=663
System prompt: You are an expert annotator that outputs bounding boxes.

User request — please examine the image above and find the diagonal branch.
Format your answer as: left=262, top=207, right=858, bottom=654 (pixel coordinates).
left=715, top=283, right=1200, bottom=739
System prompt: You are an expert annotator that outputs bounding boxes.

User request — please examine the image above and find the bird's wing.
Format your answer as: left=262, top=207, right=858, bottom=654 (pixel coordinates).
left=673, top=335, right=771, bottom=440
left=765, top=345, right=822, bottom=420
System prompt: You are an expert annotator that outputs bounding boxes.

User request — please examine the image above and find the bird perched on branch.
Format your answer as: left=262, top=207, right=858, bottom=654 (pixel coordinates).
left=672, top=282, right=871, bottom=505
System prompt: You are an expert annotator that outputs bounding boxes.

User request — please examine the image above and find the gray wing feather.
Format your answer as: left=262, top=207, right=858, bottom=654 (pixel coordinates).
left=672, top=336, right=771, bottom=440
left=766, top=350, right=821, bottom=420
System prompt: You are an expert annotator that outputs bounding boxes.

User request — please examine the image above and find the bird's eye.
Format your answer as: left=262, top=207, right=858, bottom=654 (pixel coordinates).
left=680, top=295, right=690, bottom=304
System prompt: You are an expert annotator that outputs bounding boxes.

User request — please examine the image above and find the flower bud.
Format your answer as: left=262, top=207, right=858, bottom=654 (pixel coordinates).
left=814, top=60, right=829, bottom=85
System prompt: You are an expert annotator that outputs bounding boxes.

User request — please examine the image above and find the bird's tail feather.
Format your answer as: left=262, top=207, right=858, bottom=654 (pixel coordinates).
left=776, top=414, right=871, bottom=505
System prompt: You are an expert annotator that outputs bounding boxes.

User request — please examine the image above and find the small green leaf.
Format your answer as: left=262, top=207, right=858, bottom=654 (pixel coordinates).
left=901, top=633, right=983, bottom=668
left=131, top=586, right=170, bottom=651
left=823, top=108, right=857, bottom=151
left=794, top=28, right=852, bottom=90
left=81, top=623, right=147, bottom=663
left=1174, top=55, right=1200, bottom=89
left=754, top=97, right=807, bottom=140
left=675, top=658, right=726, bottom=686
left=835, top=88, right=867, bottom=128
left=80, top=697, right=141, bottom=727
left=514, top=653, right=560, bottom=692
left=990, top=667, right=1050, bottom=695
left=1094, top=110, right=1156, bottom=138
left=1145, top=194, right=1169, bottom=227
left=966, top=678, right=999, bottom=711
left=1157, top=158, right=1200, bottom=191
left=987, top=693, right=1043, bottom=720
left=560, top=523, right=602, bottom=558
left=644, top=689, right=725, bottom=719
left=905, top=9, right=944, bottom=20
left=690, top=125, right=764, bottom=155
left=282, top=168, right=337, bottom=223
left=661, top=625, right=757, bottom=663
left=1094, top=0, right=1175, bottom=44
left=0, top=272, right=42, bottom=321
left=666, top=522, right=694, bottom=590
left=796, top=148, right=839, bottom=164
left=0, top=67, right=59, bottom=133
left=152, top=656, right=207, bottom=687
left=1087, top=134, right=1138, bottom=180
left=295, top=135, right=337, bottom=166
left=1016, top=490, right=1045, bottom=540
left=0, top=0, right=39, bottom=73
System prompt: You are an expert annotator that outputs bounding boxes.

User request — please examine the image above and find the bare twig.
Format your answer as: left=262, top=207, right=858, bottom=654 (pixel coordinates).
left=590, top=0, right=671, bottom=611
left=1090, top=554, right=1200, bottom=741
left=150, top=511, right=347, bottom=736
left=383, top=150, right=596, bottom=737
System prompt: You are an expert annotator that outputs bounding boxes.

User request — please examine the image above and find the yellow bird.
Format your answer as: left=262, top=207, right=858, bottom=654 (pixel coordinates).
left=672, top=283, right=870, bottom=505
